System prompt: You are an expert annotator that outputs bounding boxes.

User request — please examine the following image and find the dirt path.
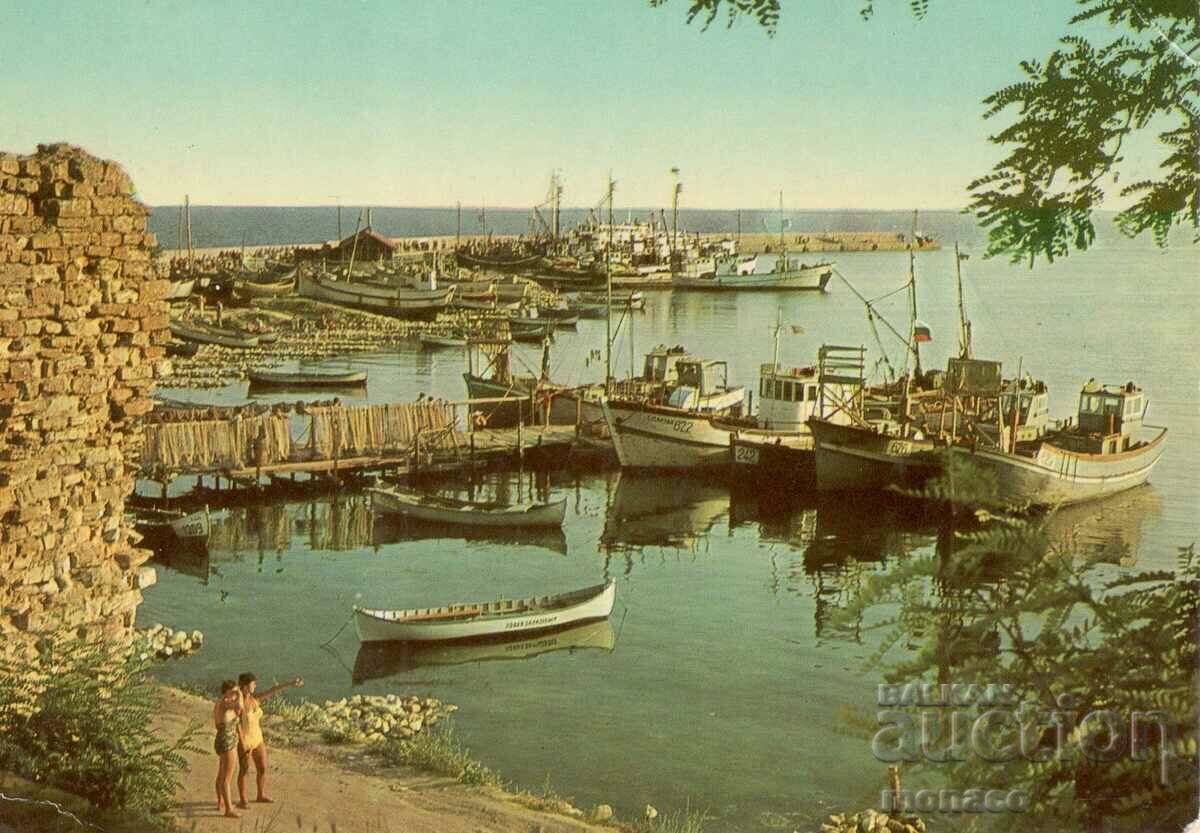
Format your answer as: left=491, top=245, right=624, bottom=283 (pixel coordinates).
left=159, top=688, right=609, bottom=833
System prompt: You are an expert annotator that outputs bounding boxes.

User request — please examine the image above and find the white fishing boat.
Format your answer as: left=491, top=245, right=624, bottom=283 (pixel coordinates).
left=673, top=194, right=833, bottom=291
left=297, top=270, right=454, bottom=319
left=353, top=580, right=616, bottom=643
left=369, top=487, right=567, bottom=528
left=945, top=380, right=1167, bottom=507
left=601, top=356, right=748, bottom=469
left=576, top=290, right=645, bottom=310
left=673, top=253, right=833, bottom=291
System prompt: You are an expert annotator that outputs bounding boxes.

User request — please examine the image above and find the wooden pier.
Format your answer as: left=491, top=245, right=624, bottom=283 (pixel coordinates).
left=137, top=395, right=612, bottom=505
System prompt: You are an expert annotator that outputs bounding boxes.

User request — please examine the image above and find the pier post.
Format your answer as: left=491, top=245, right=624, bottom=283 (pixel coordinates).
left=470, top=431, right=476, bottom=464
left=575, top=396, right=582, bottom=438
left=517, top=413, right=524, bottom=465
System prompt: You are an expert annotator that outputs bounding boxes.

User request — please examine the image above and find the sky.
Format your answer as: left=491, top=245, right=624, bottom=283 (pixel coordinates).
left=0, top=0, right=1160, bottom=209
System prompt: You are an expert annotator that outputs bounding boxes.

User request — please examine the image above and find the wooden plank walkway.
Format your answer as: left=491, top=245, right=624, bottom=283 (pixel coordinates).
left=156, top=425, right=584, bottom=485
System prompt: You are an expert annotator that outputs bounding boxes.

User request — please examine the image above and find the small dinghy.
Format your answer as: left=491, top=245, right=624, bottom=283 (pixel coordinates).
left=369, top=487, right=567, bottom=528
left=354, top=579, right=616, bottom=643
left=128, top=505, right=211, bottom=543
left=247, top=369, right=368, bottom=389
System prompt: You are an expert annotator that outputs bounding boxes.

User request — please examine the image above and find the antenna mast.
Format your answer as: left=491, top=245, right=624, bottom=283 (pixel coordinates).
left=605, top=172, right=615, bottom=390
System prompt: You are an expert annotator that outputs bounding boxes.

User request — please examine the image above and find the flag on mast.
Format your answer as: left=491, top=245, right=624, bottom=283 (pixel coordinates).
left=913, top=321, right=933, bottom=343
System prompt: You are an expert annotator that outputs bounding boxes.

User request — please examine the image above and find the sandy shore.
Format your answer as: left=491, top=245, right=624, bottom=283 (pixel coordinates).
left=0, top=687, right=618, bottom=833
left=159, top=687, right=616, bottom=833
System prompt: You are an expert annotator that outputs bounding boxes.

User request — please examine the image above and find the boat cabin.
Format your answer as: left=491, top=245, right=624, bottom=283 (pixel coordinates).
left=999, top=379, right=1051, bottom=443
left=641, top=344, right=689, bottom=385
left=666, top=359, right=746, bottom=415
left=756, top=362, right=863, bottom=431
left=1059, top=381, right=1148, bottom=454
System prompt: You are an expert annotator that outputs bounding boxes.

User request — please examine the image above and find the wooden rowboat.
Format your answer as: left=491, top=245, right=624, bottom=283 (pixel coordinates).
left=233, top=277, right=295, bottom=300
left=129, top=505, right=211, bottom=543
left=369, top=487, right=567, bottom=528
left=169, top=319, right=259, bottom=349
left=418, top=333, right=467, bottom=348
left=247, top=369, right=367, bottom=389
left=353, top=579, right=616, bottom=643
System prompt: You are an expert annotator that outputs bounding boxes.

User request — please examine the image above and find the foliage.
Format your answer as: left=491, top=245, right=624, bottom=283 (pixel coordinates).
left=377, top=723, right=502, bottom=787
left=632, top=804, right=712, bottom=833
left=826, top=468, right=1199, bottom=832
left=0, top=636, right=200, bottom=828
left=649, top=0, right=1199, bottom=265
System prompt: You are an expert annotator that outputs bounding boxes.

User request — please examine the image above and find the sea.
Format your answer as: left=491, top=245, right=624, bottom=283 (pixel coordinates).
left=140, top=207, right=1198, bottom=831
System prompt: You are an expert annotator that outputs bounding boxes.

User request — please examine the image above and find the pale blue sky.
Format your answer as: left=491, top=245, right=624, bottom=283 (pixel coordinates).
left=0, top=1, right=1147, bottom=209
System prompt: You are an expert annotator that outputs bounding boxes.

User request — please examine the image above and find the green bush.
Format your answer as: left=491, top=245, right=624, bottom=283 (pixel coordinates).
left=378, top=723, right=501, bottom=787
left=0, top=635, right=199, bottom=826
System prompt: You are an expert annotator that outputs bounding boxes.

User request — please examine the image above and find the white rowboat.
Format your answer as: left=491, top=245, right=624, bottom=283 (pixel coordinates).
left=354, top=580, right=616, bottom=643
left=369, top=487, right=567, bottom=528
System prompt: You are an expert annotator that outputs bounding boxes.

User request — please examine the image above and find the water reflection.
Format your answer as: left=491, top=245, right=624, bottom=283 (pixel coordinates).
left=351, top=618, right=615, bottom=683
left=1042, top=484, right=1162, bottom=566
left=601, top=472, right=728, bottom=551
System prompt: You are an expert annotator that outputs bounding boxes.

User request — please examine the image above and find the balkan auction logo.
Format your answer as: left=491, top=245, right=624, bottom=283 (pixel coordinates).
left=871, top=681, right=1178, bottom=815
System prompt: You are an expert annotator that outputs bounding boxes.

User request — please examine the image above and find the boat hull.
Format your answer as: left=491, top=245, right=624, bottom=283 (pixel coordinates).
left=809, top=418, right=941, bottom=492
left=730, top=433, right=815, bottom=484
left=297, top=271, right=454, bottom=319
left=354, top=580, right=615, bottom=643
left=247, top=370, right=367, bottom=389
left=370, top=488, right=567, bottom=528
left=673, top=263, right=833, bottom=291
left=463, top=374, right=536, bottom=428
left=947, top=427, right=1167, bottom=507
left=601, top=400, right=735, bottom=470
left=169, top=320, right=259, bottom=349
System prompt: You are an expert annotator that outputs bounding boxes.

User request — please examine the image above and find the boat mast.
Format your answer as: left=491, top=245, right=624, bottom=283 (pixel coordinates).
left=907, top=210, right=921, bottom=378
left=184, top=194, right=194, bottom=277
left=456, top=201, right=461, bottom=249
left=778, top=191, right=785, bottom=252
left=670, top=167, right=681, bottom=266
left=176, top=203, right=183, bottom=263
left=772, top=308, right=783, bottom=369
left=955, top=241, right=972, bottom=359
left=605, top=172, right=615, bottom=390
left=346, top=211, right=363, bottom=279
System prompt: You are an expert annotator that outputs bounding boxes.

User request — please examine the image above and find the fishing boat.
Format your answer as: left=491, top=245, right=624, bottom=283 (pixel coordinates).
left=945, top=380, right=1166, bottom=507
left=673, top=194, right=833, bottom=291
left=370, top=487, right=567, bottom=528
left=297, top=269, right=454, bottom=319
left=455, top=250, right=543, bottom=272
left=353, top=579, right=616, bottom=643
left=463, top=337, right=558, bottom=428
left=576, top=290, right=645, bottom=310
left=246, top=368, right=367, bottom=389
left=232, top=272, right=296, bottom=300
left=128, top=505, right=211, bottom=544
left=352, top=618, right=614, bottom=680
left=509, top=318, right=556, bottom=343
left=419, top=332, right=467, bottom=349
left=600, top=356, right=748, bottom=469
left=673, top=253, right=833, bottom=291
left=169, top=319, right=259, bottom=349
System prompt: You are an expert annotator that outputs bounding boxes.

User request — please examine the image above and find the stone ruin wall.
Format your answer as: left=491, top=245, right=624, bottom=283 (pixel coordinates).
left=0, top=144, right=170, bottom=659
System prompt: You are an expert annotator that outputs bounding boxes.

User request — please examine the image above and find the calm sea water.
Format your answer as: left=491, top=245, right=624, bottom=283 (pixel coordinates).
left=140, top=213, right=1198, bottom=831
